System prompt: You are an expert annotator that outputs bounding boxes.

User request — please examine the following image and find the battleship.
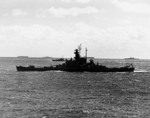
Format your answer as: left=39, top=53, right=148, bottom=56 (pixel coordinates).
left=16, top=47, right=134, bottom=72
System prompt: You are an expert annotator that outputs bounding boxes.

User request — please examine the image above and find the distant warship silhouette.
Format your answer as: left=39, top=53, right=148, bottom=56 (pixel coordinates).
left=52, top=57, right=65, bottom=61
left=16, top=46, right=134, bottom=72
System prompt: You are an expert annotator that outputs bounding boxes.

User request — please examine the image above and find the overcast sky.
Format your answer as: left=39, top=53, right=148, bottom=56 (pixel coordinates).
left=0, top=0, right=150, bottom=58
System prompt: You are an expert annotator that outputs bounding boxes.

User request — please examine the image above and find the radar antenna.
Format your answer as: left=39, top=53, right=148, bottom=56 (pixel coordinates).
left=78, top=44, right=82, bottom=56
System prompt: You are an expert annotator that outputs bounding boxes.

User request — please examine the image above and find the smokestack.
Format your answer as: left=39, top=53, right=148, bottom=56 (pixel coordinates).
left=85, top=48, right=87, bottom=58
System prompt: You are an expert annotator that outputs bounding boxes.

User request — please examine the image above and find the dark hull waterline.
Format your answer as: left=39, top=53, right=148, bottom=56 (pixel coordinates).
left=16, top=65, right=134, bottom=72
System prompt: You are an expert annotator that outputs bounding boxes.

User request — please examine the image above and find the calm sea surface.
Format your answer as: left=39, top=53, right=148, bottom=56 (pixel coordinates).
left=1, top=57, right=150, bottom=118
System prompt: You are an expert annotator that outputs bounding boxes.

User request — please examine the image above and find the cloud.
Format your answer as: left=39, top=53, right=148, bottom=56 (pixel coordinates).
left=61, top=0, right=71, bottom=2
left=37, top=6, right=99, bottom=17
left=61, top=0, right=91, bottom=3
left=0, top=23, right=150, bottom=58
left=12, top=9, right=28, bottom=16
left=112, top=0, right=150, bottom=14
left=118, top=19, right=133, bottom=25
left=72, top=23, right=150, bottom=58
left=75, top=0, right=91, bottom=3
left=0, top=23, right=102, bottom=56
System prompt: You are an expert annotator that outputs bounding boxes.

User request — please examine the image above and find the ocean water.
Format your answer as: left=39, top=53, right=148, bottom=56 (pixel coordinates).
left=1, top=57, right=150, bottom=118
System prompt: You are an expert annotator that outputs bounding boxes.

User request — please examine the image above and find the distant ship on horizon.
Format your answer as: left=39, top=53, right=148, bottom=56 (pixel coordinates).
left=124, top=57, right=139, bottom=60
left=17, top=56, right=29, bottom=58
left=52, top=57, right=66, bottom=61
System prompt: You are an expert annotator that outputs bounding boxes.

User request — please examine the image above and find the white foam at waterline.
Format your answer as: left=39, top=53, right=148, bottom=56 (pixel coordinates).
left=54, top=70, right=63, bottom=72
left=134, top=70, right=148, bottom=73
